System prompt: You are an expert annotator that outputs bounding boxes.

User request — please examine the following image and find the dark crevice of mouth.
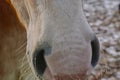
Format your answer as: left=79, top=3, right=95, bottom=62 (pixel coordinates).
left=91, top=36, right=100, bottom=67
left=33, top=49, right=47, bottom=76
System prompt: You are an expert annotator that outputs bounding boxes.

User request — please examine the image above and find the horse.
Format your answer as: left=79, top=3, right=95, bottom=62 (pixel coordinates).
left=0, top=0, right=100, bottom=80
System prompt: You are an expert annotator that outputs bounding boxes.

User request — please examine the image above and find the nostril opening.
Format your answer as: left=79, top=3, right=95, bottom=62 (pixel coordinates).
left=91, top=36, right=100, bottom=67
left=33, top=49, right=47, bottom=76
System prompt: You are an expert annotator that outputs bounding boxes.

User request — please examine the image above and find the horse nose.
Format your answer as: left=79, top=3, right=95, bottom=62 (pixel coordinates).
left=33, top=45, right=52, bottom=76
left=91, top=35, right=100, bottom=67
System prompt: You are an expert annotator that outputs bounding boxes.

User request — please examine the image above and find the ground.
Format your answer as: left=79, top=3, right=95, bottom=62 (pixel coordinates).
left=83, top=0, right=120, bottom=80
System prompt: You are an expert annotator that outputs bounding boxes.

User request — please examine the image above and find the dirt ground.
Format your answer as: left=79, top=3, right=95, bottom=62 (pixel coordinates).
left=83, top=0, right=120, bottom=80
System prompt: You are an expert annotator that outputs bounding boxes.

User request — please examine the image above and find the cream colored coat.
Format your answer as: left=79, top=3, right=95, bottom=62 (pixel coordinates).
left=0, top=0, right=99, bottom=80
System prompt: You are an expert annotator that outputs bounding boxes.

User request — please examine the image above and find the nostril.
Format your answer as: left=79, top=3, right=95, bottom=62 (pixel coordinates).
left=33, top=45, right=52, bottom=76
left=91, top=35, right=100, bottom=67
left=33, top=49, right=47, bottom=76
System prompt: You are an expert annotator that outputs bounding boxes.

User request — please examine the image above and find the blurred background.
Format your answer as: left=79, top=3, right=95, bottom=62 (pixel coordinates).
left=83, top=0, right=120, bottom=80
